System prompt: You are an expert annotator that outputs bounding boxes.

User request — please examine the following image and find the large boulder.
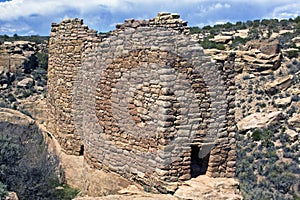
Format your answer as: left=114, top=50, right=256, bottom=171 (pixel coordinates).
left=246, top=39, right=280, bottom=55
left=285, top=129, right=298, bottom=142
left=265, top=75, right=293, bottom=95
left=210, top=35, right=233, bottom=43
left=237, top=111, right=282, bottom=132
left=274, top=96, right=292, bottom=107
left=5, top=192, right=19, bottom=200
left=17, top=77, right=34, bottom=88
left=0, top=107, right=34, bottom=126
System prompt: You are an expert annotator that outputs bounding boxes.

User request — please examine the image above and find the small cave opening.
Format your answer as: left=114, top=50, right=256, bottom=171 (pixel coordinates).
left=79, top=145, right=84, bottom=156
left=190, top=145, right=210, bottom=178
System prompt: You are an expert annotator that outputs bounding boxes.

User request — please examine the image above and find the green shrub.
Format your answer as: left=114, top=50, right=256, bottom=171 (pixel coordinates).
left=252, top=129, right=263, bottom=141
left=53, top=184, right=80, bottom=200
left=35, top=52, right=48, bottom=70
left=0, top=181, right=8, bottom=199
left=0, top=101, right=10, bottom=108
left=189, top=26, right=201, bottom=34
left=265, top=150, right=277, bottom=158
left=199, top=39, right=226, bottom=50
left=236, top=126, right=298, bottom=200
left=260, top=103, right=266, bottom=108
left=231, top=36, right=249, bottom=48
left=22, top=89, right=32, bottom=98
left=286, top=50, right=299, bottom=59
left=7, top=93, right=16, bottom=102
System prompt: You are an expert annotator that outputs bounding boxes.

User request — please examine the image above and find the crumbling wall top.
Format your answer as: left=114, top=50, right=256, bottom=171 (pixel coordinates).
left=115, top=12, right=189, bottom=34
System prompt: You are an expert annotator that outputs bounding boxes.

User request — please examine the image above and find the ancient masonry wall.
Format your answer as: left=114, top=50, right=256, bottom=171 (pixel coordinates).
left=47, top=19, right=98, bottom=154
left=46, top=13, right=236, bottom=193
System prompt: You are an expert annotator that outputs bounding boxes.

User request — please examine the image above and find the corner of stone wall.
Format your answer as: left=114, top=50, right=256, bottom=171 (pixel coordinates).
left=205, top=55, right=236, bottom=178
left=46, top=18, right=99, bottom=155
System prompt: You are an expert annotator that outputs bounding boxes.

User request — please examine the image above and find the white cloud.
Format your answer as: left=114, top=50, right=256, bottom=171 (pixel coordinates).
left=0, top=22, right=30, bottom=33
left=203, top=2, right=231, bottom=12
left=0, top=0, right=298, bottom=21
left=0, top=0, right=299, bottom=35
left=270, top=3, right=300, bottom=19
left=0, top=0, right=124, bottom=20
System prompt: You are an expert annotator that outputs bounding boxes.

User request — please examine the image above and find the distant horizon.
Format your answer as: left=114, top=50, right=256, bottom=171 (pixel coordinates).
left=0, top=0, right=299, bottom=36
left=0, top=15, right=299, bottom=38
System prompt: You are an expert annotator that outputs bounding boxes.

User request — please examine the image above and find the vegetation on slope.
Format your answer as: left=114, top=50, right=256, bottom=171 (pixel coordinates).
left=236, top=128, right=299, bottom=199
left=191, top=15, right=300, bottom=199
left=0, top=34, right=48, bottom=44
left=0, top=129, right=79, bottom=200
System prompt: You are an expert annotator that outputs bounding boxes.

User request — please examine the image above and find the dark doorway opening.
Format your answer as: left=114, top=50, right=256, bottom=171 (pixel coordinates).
left=190, top=145, right=210, bottom=178
left=79, top=145, right=84, bottom=155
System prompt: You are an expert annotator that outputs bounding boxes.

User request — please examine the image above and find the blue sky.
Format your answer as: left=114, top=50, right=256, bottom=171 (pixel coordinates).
left=0, top=0, right=299, bottom=36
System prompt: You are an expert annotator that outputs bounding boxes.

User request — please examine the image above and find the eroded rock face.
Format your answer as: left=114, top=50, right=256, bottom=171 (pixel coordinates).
left=265, top=75, right=294, bottom=95
left=74, top=176, right=242, bottom=200
left=0, top=109, right=145, bottom=198
left=174, top=176, right=242, bottom=200
left=5, top=192, right=19, bottom=200
left=237, top=111, right=282, bottom=132
left=246, top=39, right=280, bottom=55
left=288, top=113, right=300, bottom=131
left=0, top=108, right=61, bottom=199
left=0, top=107, right=34, bottom=125
left=59, top=152, right=133, bottom=197
left=0, top=41, right=47, bottom=75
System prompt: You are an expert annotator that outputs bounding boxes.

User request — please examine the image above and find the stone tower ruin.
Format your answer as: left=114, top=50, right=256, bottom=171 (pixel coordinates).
left=46, top=13, right=236, bottom=193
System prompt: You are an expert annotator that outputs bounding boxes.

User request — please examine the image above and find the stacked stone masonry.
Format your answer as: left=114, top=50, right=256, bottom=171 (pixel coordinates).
left=46, top=12, right=236, bottom=193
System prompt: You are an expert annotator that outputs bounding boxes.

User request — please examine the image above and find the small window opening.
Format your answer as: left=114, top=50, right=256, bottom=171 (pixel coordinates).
left=79, top=145, right=84, bottom=155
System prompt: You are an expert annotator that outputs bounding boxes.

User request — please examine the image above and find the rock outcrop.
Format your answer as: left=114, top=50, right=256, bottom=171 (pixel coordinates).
left=74, top=176, right=242, bottom=200
left=237, top=111, right=282, bottom=132
left=0, top=108, right=61, bottom=199
left=0, top=39, right=48, bottom=121
left=5, top=192, right=19, bottom=200
left=0, top=40, right=46, bottom=75
left=196, top=18, right=299, bottom=199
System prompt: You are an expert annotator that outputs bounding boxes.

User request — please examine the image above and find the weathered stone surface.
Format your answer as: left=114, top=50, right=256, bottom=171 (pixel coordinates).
left=17, top=77, right=34, bottom=88
left=246, top=39, right=280, bottom=55
left=274, top=96, right=292, bottom=107
left=285, top=128, right=298, bottom=142
left=288, top=113, right=300, bottom=131
left=74, top=176, right=242, bottom=200
left=46, top=13, right=236, bottom=194
left=174, top=175, right=242, bottom=200
left=59, top=152, right=132, bottom=197
left=237, top=111, right=282, bottom=131
left=0, top=107, right=34, bottom=125
left=5, top=192, right=19, bottom=200
left=265, top=75, right=293, bottom=94
left=210, top=35, right=233, bottom=43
